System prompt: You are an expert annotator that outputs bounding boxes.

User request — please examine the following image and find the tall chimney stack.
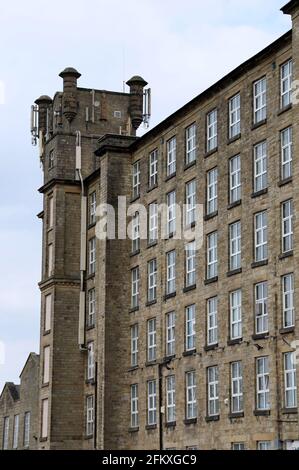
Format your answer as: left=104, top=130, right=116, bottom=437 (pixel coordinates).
left=59, top=67, right=81, bottom=122
left=126, top=75, right=148, bottom=130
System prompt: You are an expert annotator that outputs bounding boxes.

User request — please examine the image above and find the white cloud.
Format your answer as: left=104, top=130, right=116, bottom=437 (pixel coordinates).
left=0, top=0, right=292, bottom=387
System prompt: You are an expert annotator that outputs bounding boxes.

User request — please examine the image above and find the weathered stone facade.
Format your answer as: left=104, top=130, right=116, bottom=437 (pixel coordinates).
left=0, top=353, right=39, bottom=450
left=1, top=0, right=299, bottom=451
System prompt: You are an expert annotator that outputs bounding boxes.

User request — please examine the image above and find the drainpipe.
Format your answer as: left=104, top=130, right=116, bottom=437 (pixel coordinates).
left=94, top=361, right=98, bottom=449
left=158, top=359, right=172, bottom=450
left=75, top=130, right=87, bottom=349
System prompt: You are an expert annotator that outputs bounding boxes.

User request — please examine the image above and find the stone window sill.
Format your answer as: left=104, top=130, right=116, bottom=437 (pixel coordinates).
left=254, top=409, right=270, bottom=417
left=184, top=418, right=197, bottom=425
left=227, top=268, right=242, bottom=277
left=204, top=211, right=218, bottom=221
left=227, top=338, right=242, bottom=346
left=252, top=119, right=267, bottom=130
left=279, top=251, right=293, bottom=260
left=128, top=427, right=139, bottom=433
left=165, top=421, right=176, bottom=428
left=204, top=344, right=218, bottom=352
left=251, top=260, right=268, bottom=269
left=204, top=276, right=218, bottom=285
left=251, top=188, right=268, bottom=199
left=164, top=292, right=176, bottom=301
left=146, top=300, right=157, bottom=307
left=278, top=177, right=292, bottom=187
left=227, top=133, right=241, bottom=145
left=165, top=172, right=176, bottom=182
left=183, top=349, right=196, bottom=357
left=146, top=424, right=157, bottom=431
left=277, top=103, right=292, bottom=116
left=204, top=147, right=218, bottom=158
left=184, top=160, right=196, bottom=171
left=229, top=412, right=244, bottom=419
left=228, top=200, right=242, bottom=210
left=205, top=415, right=220, bottom=422
left=183, top=284, right=196, bottom=294
left=279, top=327, right=295, bottom=335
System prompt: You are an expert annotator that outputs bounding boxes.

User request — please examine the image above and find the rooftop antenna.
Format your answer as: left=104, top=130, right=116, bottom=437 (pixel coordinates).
left=143, top=88, right=151, bottom=128
left=122, top=46, right=126, bottom=93
left=30, top=104, right=38, bottom=146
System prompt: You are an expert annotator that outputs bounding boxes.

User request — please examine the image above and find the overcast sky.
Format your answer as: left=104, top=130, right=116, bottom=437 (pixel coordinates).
left=0, top=0, right=291, bottom=391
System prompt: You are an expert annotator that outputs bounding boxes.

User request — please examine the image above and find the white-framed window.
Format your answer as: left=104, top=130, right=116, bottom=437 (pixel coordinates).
left=12, top=415, right=19, bottom=449
left=232, top=443, right=245, bottom=450
left=148, top=259, right=157, bottom=302
left=282, top=199, right=293, bottom=253
left=207, top=366, right=219, bottom=417
left=48, top=243, right=53, bottom=277
left=229, top=155, right=241, bottom=204
left=87, top=288, right=95, bottom=327
left=23, top=412, right=30, bottom=448
left=167, top=137, right=176, bottom=176
left=43, top=345, right=50, bottom=384
left=131, top=324, right=138, bottom=367
left=207, top=167, right=218, bottom=215
left=207, top=231, right=218, bottom=279
left=86, top=395, right=94, bottom=436
left=186, top=123, right=196, bottom=164
left=185, top=304, right=196, bottom=351
left=207, top=297, right=218, bottom=346
left=254, top=141, right=267, bottom=193
left=88, top=237, right=96, bottom=274
left=185, top=241, right=196, bottom=288
left=87, top=342, right=95, bottom=381
left=230, top=290, right=242, bottom=340
left=207, top=109, right=217, bottom=152
left=148, top=202, right=158, bottom=244
left=256, top=356, right=270, bottom=410
left=149, top=149, right=158, bottom=188
left=231, top=361, right=243, bottom=414
left=167, top=190, right=176, bottom=235
left=49, top=149, right=55, bottom=169
left=130, top=384, right=139, bottom=428
left=3, top=417, right=9, bottom=450
left=257, top=441, right=271, bottom=450
left=147, top=380, right=157, bottom=425
left=48, top=195, right=54, bottom=229
left=254, top=211, right=268, bottom=262
left=186, top=371, right=197, bottom=419
left=253, top=77, right=267, bottom=123
left=186, top=180, right=196, bottom=226
left=166, top=375, right=176, bottom=423
left=131, top=267, right=139, bottom=309
left=132, top=212, right=140, bottom=253
left=166, top=311, right=176, bottom=357
left=281, top=59, right=293, bottom=108
left=89, top=191, right=96, bottom=225
left=229, top=221, right=241, bottom=271
left=41, top=398, right=49, bottom=439
left=282, top=273, right=295, bottom=329
left=229, top=93, right=241, bottom=139
left=255, top=281, right=268, bottom=335
left=166, top=250, right=176, bottom=295
left=44, top=293, right=52, bottom=332
left=147, top=318, right=156, bottom=362
left=284, top=352, right=297, bottom=409
left=132, top=160, right=140, bottom=198
left=281, top=127, right=293, bottom=180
